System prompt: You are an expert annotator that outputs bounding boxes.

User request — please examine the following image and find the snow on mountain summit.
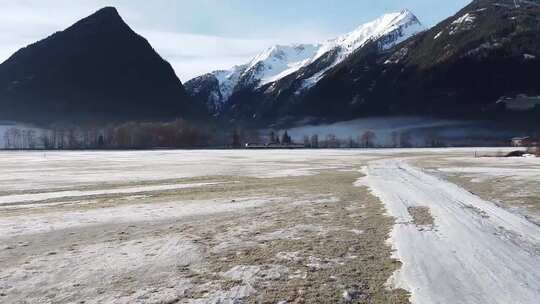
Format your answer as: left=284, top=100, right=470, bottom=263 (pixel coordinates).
left=246, top=44, right=322, bottom=86
left=331, top=9, right=422, bottom=53
left=301, top=10, right=424, bottom=89
left=186, top=10, right=424, bottom=113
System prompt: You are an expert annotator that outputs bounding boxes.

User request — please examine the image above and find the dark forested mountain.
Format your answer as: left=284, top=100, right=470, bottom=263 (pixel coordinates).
left=0, top=7, right=203, bottom=124
left=302, top=0, right=540, bottom=122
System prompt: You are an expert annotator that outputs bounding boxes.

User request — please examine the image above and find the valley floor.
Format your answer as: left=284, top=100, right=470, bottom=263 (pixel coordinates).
left=0, top=149, right=538, bottom=304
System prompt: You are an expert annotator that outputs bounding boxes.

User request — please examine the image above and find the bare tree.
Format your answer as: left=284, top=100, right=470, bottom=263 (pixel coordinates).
left=347, top=136, right=356, bottom=148
left=4, top=128, right=22, bottom=149
left=67, top=128, right=79, bottom=149
left=425, top=131, right=442, bottom=148
left=360, top=130, right=376, bottom=148
left=27, top=130, right=36, bottom=149
left=40, top=131, right=52, bottom=149
left=3, top=129, right=10, bottom=149
left=232, top=128, right=241, bottom=148
left=326, top=134, right=339, bottom=148
left=303, top=135, right=311, bottom=148
left=391, top=131, right=399, bottom=148
left=400, top=131, right=413, bottom=148
left=245, top=129, right=261, bottom=145
left=311, top=134, right=319, bottom=148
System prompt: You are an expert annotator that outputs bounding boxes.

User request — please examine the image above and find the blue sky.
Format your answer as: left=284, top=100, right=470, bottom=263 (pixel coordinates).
left=0, top=0, right=471, bottom=80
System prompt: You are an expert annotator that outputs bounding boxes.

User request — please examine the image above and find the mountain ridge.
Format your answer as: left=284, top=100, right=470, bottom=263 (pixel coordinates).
left=185, top=10, right=424, bottom=117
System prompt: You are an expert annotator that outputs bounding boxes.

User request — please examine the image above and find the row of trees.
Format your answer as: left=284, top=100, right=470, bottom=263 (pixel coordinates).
left=3, top=128, right=40, bottom=149
left=2, top=119, right=211, bottom=150
left=298, top=130, right=441, bottom=148
left=231, top=128, right=424, bottom=148
left=300, top=131, right=416, bottom=148
left=3, top=122, right=450, bottom=150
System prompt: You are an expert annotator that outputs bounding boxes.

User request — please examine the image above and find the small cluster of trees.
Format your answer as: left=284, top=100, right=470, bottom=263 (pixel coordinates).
left=302, top=131, right=380, bottom=148
left=300, top=130, right=422, bottom=148
left=268, top=130, right=292, bottom=145
left=3, top=128, right=39, bottom=149
left=105, top=119, right=208, bottom=149
left=231, top=129, right=294, bottom=147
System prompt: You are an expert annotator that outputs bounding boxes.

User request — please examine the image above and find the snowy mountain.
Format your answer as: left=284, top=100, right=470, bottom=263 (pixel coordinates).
left=299, top=9, right=424, bottom=90
left=186, top=44, right=321, bottom=113
left=295, top=0, right=540, bottom=122
left=185, top=10, right=424, bottom=115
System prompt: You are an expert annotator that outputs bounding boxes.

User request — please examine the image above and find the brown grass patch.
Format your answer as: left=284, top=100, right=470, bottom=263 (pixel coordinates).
left=407, top=206, right=434, bottom=226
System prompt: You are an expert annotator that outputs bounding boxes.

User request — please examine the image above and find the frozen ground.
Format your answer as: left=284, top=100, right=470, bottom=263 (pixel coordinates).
left=0, top=148, right=538, bottom=303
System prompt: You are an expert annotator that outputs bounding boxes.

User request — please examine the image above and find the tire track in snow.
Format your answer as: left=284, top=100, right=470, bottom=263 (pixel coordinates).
left=360, top=159, right=540, bottom=304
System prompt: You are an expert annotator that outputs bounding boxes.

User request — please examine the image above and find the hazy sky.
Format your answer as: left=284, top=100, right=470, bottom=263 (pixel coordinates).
left=0, top=0, right=471, bottom=81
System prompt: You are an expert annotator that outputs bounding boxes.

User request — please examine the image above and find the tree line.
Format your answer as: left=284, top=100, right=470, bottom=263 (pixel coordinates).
left=2, top=119, right=212, bottom=150
left=2, top=121, right=457, bottom=150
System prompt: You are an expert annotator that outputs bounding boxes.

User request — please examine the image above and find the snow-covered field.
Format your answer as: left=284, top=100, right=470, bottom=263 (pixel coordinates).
left=0, top=149, right=538, bottom=303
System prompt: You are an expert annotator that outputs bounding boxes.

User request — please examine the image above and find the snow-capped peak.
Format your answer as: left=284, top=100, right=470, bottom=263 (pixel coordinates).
left=329, top=9, right=422, bottom=54
left=187, top=10, right=424, bottom=111
left=300, top=10, right=423, bottom=90
left=244, top=44, right=322, bottom=86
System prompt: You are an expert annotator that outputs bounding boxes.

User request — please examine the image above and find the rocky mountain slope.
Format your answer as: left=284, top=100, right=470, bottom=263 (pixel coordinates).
left=185, top=43, right=322, bottom=114
left=185, top=10, right=424, bottom=118
left=0, top=7, right=203, bottom=124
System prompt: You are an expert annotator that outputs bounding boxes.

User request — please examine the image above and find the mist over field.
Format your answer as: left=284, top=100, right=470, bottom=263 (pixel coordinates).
left=281, top=117, right=518, bottom=147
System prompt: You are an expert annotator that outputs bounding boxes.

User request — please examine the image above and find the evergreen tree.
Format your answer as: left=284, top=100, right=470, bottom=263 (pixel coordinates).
left=269, top=131, right=277, bottom=144
left=281, top=130, right=292, bottom=145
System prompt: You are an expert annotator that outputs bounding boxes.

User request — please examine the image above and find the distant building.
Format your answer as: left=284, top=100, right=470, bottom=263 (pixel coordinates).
left=497, top=95, right=540, bottom=111
left=511, top=136, right=539, bottom=147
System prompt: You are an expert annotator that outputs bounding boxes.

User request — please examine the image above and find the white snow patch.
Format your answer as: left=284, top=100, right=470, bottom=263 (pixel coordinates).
left=189, top=284, right=256, bottom=304
left=1, top=236, right=201, bottom=303
left=276, top=251, right=303, bottom=262
left=0, top=182, right=226, bottom=206
left=449, top=13, right=476, bottom=35
left=222, top=264, right=288, bottom=284
left=247, top=44, right=321, bottom=86
left=0, top=197, right=273, bottom=238
left=350, top=229, right=365, bottom=235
